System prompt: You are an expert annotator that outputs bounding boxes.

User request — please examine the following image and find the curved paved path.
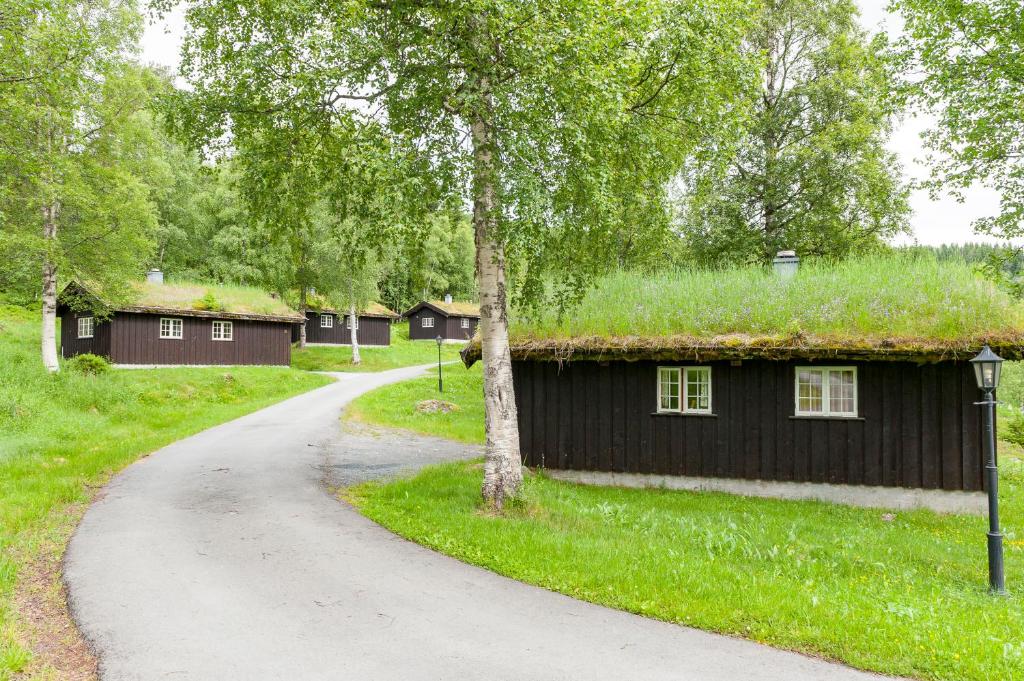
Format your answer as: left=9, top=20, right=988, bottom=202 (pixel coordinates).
left=66, top=366, right=890, bottom=681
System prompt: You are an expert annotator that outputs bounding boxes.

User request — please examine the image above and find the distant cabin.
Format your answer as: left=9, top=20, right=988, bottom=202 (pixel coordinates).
left=404, top=297, right=480, bottom=341
left=58, top=273, right=301, bottom=367
left=462, top=257, right=1024, bottom=514
left=293, top=303, right=399, bottom=346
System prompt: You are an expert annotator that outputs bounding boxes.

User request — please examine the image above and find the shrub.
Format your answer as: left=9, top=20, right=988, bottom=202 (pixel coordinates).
left=193, top=291, right=225, bottom=312
left=1004, top=415, right=1024, bottom=448
left=66, top=353, right=111, bottom=376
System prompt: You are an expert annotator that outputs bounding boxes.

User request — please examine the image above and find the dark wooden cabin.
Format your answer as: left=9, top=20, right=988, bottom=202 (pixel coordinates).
left=293, top=303, right=399, bottom=346
left=58, top=278, right=301, bottom=367
left=404, top=298, right=480, bottom=341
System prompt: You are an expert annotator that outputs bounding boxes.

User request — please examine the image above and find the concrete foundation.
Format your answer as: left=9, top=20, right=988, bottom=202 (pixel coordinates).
left=544, top=469, right=987, bottom=515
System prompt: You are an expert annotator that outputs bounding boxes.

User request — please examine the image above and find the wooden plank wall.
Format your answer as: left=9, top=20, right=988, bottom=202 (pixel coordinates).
left=59, top=312, right=111, bottom=359
left=408, top=308, right=477, bottom=340
left=512, top=359, right=986, bottom=492
left=301, top=312, right=392, bottom=346
left=108, top=312, right=291, bottom=366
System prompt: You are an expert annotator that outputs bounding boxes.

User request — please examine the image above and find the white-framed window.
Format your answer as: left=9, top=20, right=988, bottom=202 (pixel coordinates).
left=346, top=316, right=359, bottom=330
left=212, top=320, right=233, bottom=341
left=461, top=318, right=470, bottom=329
left=422, top=316, right=434, bottom=328
left=320, top=314, right=333, bottom=328
left=658, top=366, right=712, bottom=414
left=77, top=316, right=94, bottom=339
left=795, top=367, right=858, bottom=418
left=159, top=317, right=183, bottom=339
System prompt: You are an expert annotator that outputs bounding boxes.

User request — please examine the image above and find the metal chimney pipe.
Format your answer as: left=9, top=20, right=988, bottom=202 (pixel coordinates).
left=772, top=250, right=799, bottom=280
left=146, top=269, right=164, bottom=285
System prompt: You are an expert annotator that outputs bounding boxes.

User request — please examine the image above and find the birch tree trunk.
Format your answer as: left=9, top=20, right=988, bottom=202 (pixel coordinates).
left=349, top=303, right=361, bottom=365
left=41, top=201, right=61, bottom=373
left=470, top=76, right=523, bottom=509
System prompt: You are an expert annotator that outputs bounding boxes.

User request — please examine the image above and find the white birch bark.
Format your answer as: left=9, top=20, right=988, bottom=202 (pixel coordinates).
left=349, top=303, right=361, bottom=365
left=41, top=201, right=61, bottom=373
left=470, top=66, right=523, bottom=508
left=298, top=286, right=307, bottom=348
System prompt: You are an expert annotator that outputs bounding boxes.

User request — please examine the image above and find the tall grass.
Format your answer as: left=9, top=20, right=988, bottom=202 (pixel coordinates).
left=132, top=280, right=295, bottom=316
left=513, top=255, right=1024, bottom=341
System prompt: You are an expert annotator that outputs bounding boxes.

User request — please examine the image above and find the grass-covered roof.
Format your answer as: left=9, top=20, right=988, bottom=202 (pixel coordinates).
left=464, top=255, right=1024, bottom=364
left=404, top=300, right=480, bottom=318
left=62, top=281, right=303, bottom=322
left=305, top=294, right=398, bottom=318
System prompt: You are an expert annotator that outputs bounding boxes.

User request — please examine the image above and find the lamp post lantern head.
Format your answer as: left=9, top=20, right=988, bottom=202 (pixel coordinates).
left=436, top=334, right=443, bottom=347
left=971, top=345, right=1004, bottom=391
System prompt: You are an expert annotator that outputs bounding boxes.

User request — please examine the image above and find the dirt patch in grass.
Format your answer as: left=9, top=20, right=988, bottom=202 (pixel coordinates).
left=12, top=503, right=96, bottom=681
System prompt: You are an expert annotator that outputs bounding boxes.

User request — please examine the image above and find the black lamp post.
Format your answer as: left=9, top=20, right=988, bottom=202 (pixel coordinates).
left=970, top=344, right=1007, bottom=595
left=436, top=335, right=444, bottom=393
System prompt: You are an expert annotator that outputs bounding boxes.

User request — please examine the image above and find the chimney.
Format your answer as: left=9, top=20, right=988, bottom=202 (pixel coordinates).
left=444, top=293, right=453, bottom=304
left=146, top=269, right=164, bottom=285
left=772, top=250, right=799, bottom=281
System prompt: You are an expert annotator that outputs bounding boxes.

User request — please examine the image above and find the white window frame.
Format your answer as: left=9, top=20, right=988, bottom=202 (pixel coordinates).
left=422, top=316, right=434, bottom=328
left=794, top=366, right=858, bottom=418
left=159, top=317, right=183, bottom=340
left=77, top=316, right=94, bottom=339
left=461, top=318, right=470, bottom=329
left=212, top=320, right=233, bottom=341
left=346, top=316, right=359, bottom=330
left=320, top=314, right=333, bottom=328
left=658, top=366, right=713, bottom=414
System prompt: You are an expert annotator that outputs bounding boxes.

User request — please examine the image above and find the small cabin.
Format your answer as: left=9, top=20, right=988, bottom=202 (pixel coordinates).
left=293, top=303, right=399, bottom=346
left=58, top=274, right=302, bottom=367
left=462, top=256, right=1024, bottom=513
left=404, top=297, right=480, bottom=341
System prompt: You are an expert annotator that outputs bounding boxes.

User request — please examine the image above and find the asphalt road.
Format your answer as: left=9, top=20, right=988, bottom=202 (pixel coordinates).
left=65, top=365, right=891, bottom=681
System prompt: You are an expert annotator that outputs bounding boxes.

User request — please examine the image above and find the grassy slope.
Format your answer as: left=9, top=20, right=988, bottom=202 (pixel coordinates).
left=346, top=364, right=483, bottom=443
left=0, top=306, right=331, bottom=677
left=291, top=323, right=465, bottom=372
left=512, top=255, right=1024, bottom=343
left=351, top=458, right=1024, bottom=681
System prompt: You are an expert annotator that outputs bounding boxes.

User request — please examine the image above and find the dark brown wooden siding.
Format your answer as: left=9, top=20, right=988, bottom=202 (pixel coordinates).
left=298, top=311, right=391, bottom=346
left=408, top=308, right=477, bottom=340
left=102, top=312, right=291, bottom=366
left=60, top=312, right=111, bottom=359
left=513, top=359, right=986, bottom=492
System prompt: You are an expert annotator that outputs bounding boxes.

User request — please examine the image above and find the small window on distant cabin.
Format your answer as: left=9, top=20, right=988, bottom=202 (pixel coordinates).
left=321, top=314, right=333, bottom=328
left=160, top=317, right=183, bottom=339
left=684, top=367, right=712, bottom=413
left=657, top=367, right=681, bottom=412
left=422, top=317, right=434, bottom=328
left=461, top=318, right=470, bottom=329
left=795, top=367, right=857, bottom=417
left=212, top=320, right=233, bottom=341
left=346, top=316, right=359, bottom=330
left=77, top=316, right=94, bottom=339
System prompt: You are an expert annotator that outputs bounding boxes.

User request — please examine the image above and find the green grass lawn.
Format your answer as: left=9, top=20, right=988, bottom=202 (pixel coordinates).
left=346, top=363, right=483, bottom=443
left=350, top=457, right=1024, bottom=681
left=0, top=305, right=331, bottom=678
left=291, top=323, right=466, bottom=372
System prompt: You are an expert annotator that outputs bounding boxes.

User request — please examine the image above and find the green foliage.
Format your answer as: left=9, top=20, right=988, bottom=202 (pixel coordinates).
left=291, top=324, right=464, bottom=373
left=192, top=291, right=225, bottom=312
left=347, top=364, right=484, bottom=444
left=513, top=254, right=1024, bottom=342
left=893, top=0, right=1024, bottom=240
left=679, top=0, right=910, bottom=266
left=0, top=308, right=330, bottom=673
left=352, top=458, right=1024, bottom=681
left=65, top=353, right=111, bottom=376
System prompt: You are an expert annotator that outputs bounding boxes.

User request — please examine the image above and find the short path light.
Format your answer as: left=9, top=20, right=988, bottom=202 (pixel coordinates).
left=970, top=345, right=1007, bottom=595
left=436, top=335, right=444, bottom=393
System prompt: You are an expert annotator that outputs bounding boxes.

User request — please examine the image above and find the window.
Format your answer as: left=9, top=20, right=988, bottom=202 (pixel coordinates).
left=77, top=316, right=94, bottom=339
left=461, top=318, right=470, bottom=329
left=160, top=318, right=183, bottom=339
left=795, top=367, right=857, bottom=417
left=422, top=316, right=434, bottom=328
left=346, top=316, right=359, bottom=330
left=212, top=320, right=233, bottom=341
left=658, top=366, right=712, bottom=414
left=320, top=314, right=333, bottom=328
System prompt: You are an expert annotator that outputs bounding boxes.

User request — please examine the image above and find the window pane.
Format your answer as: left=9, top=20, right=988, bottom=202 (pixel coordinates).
left=797, top=369, right=823, bottom=412
left=659, top=368, right=680, bottom=411
left=685, top=368, right=710, bottom=411
left=829, top=369, right=855, bottom=414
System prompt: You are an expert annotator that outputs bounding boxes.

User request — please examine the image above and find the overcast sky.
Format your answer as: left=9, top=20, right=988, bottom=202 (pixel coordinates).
left=138, top=1, right=1007, bottom=247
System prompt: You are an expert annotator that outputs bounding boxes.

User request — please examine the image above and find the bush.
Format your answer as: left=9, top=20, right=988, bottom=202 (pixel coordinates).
left=1004, top=415, right=1024, bottom=448
left=193, top=291, right=225, bottom=312
left=66, top=353, right=111, bottom=376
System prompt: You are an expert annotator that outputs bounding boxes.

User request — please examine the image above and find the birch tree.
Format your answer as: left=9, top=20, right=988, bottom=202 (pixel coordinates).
left=0, top=1, right=158, bottom=371
left=164, top=0, right=752, bottom=507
